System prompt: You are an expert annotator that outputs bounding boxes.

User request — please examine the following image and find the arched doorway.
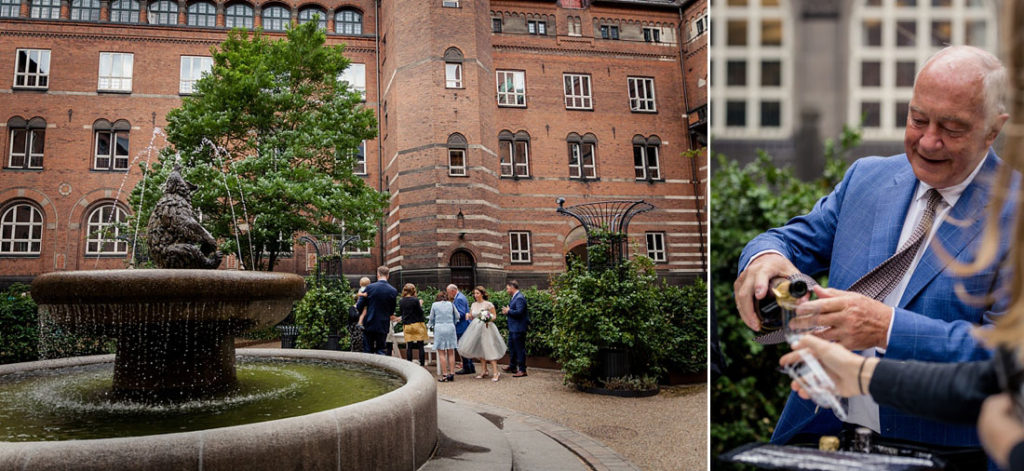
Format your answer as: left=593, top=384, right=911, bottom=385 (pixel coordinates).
left=449, top=250, right=475, bottom=291
left=566, top=243, right=587, bottom=268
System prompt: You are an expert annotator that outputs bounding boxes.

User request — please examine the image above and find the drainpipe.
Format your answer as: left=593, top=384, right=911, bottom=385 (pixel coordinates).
left=375, top=0, right=385, bottom=268
left=678, top=1, right=707, bottom=276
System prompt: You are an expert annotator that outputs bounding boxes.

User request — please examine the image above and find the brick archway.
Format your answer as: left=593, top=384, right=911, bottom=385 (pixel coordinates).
left=449, top=249, right=475, bottom=291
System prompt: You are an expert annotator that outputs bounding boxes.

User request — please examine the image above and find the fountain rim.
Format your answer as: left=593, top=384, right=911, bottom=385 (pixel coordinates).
left=30, top=269, right=306, bottom=304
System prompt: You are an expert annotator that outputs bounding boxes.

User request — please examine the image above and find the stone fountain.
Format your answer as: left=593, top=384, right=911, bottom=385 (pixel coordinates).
left=0, top=167, right=437, bottom=470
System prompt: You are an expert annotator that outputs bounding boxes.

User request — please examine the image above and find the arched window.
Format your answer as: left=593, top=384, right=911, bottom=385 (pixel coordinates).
left=85, top=203, right=129, bottom=255
left=447, top=133, right=467, bottom=176
left=261, top=4, right=290, bottom=31
left=187, top=1, right=216, bottom=27
left=632, top=135, right=661, bottom=181
left=334, top=8, right=361, bottom=35
left=109, top=0, right=140, bottom=23
left=849, top=0, right=998, bottom=139
left=498, top=130, right=530, bottom=178
left=449, top=250, right=475, bottom=290
left=6, top=117, right=46, bottom=169
left=298, top=6, right=325, bottom=30
left=92, top=119, right=131, bottom=171
left=0, top=202, right=43, bottom=255
left=0, top=0, right=20, bottom=18
left=444, top=47, right=463, bottom=89
left=70, top=0, right=101, bottom=20
left=224, top=2, right=253, bottom=29
left=148, top=0, right=177, bottom=24
left=30, top=0, right=60, bottom=19
left=567, top=132, right=597, bottom=180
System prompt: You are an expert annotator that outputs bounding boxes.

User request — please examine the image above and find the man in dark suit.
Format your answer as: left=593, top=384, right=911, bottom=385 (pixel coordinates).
left=501, top=280, right=529, bottom=377
left=355, top=266, right=398, bottom=355
left=449, top=284, right=475, bottom=375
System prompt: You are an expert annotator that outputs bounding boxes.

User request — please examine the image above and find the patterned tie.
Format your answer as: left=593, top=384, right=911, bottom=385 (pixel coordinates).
left=848, top=188, right=944, bottom=301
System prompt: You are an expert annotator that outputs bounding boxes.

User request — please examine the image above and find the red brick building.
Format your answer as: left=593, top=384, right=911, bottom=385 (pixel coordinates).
left=0, top=0, right=705, bottom=289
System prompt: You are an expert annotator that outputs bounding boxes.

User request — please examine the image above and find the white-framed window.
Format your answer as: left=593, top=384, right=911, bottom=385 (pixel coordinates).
left=0, top=0, right=20, bottom=17
left=85, top=204, right=128, bottom=255
left=563, top=73, right=592, bottom=110
left=527, top=20, right=546, bottom=35
left=98, top=52, right=133, bottom=92
left=93, top=120, right=130, bottom=171
left=442, top=0, right=458, bottom=7
left=339, top=63, right=366, bottom=98
left=628, top=77, right=656, bottom=112
left=633, top=135, right=661, bottom=181
left=848, top=0, right=998, bottom=140
left=352, top=140, right=366, bottom=175
left=445, top=63, right=462, bottom=88
left=187, top=1, right=216, bottom=27
left=262, top=4, right=289, bottom=31
left=712, top=0, right=790, bottom=138
left=447, top=133, right=467, bottom=177
left=509, top=231, right=531, bottom=263
left=643, top=27, right=661, bottom=43
left=690, top=11, right=707, bottom=40
left=298, top=7, right=326, bottom=30
left=567, top=133, right=597, bottom=179
left=646, top=232, right=666, bottom=263
left=109, top=0, right=140, bottom=22
left=0, top=203, right=43, bottom=255
left=499, top=131, right=529, bottom=178
left=14, top=49, right=50, bottom=89
left=492, top=17, right=502, bottom=33
left=7, top=117, right=45, bottom=169
left=599, top=24, right=619, bottom=40
left=496, top=70, right=526, bottom=107
left=179, top=56, right=213, bottom=95
left=335, top=9, right=362, bottom=35
left=71, top=0, right=101, bottom=20
left=568, top=16, right=581, bottom=36
left=148, top=0, right=177, bottom=24
left=30, top=0, right=60, bottom=19
left=224, top=3, right=253, bottom=29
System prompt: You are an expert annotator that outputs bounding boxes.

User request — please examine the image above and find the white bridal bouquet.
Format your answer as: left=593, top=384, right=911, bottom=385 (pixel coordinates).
left=478, top=310, right=495, bottom=325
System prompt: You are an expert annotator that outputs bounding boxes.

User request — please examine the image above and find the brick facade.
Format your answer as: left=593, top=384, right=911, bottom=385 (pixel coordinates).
left=0, top=0, right=705, bottom=290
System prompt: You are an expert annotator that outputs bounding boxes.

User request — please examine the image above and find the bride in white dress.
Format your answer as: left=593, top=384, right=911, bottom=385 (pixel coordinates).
left=457, top=286, right=508, bottom=381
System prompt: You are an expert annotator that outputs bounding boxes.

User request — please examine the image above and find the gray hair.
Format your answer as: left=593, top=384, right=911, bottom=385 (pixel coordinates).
left=446, top=284, right=458, bottom=292
left=919, top=45, right=1007, bottom=121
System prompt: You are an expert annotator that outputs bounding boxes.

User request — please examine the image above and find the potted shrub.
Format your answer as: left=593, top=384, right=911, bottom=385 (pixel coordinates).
left=294, top=278, right=350, bottom=350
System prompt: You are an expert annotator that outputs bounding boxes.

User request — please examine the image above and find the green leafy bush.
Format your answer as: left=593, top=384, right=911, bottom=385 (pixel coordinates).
left=294, top=278, right=351, bottom=349
left=0, top=283, right=39, bottom=364
left=661, top=278, right=708, bottom=374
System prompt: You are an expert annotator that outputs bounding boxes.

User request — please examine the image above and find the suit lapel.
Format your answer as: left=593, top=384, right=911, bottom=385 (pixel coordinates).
left=899, top=152, right=996, bottom=307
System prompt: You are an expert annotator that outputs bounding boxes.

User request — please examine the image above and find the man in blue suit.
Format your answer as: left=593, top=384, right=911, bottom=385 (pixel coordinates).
left=449, top=283, right=475, bottom=375
left=735, top=46, right=1017, bottom=457
left=502, top=280, right=529, bottom=377
left=355, top=266, right=398, bottom=355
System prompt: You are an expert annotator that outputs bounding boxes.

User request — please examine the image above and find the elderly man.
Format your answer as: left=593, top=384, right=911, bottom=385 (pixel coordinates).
left=447, top=283, right=475, bottom=375
left=734, top=45, right=1018, bottom=464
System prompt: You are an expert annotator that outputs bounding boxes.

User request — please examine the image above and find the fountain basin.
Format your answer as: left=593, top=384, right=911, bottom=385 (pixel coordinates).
left=0, top=349, right=438, bottom=470
left=31, top=270, right=305, bottom=399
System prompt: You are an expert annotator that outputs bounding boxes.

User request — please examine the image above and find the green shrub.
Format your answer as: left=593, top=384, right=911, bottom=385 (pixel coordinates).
left=0, top=283, right=39, bottom=364
left=660, top=278, right=708, bottom=374
left=294, top=278, right=351, bottom=349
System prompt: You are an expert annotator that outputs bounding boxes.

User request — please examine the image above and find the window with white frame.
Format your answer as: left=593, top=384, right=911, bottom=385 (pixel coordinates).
left=224, top=3, right=253, bottom=29
left=262, top=5, right=289, bottom=31
left=563, top=73, right=592, bottom=110
left=85, top=204, right=129, bottom=255
left=628, top=77, right=656, bottom=112
left=568, top=16, right=581, bottom=36
left=351, top=141, right=366, bottom=175
left=599, top=24, right=619, bottom=40
left=30, top=0, right=60, bottom=19
left=148, top=0, right=177, bottom=24
left=180, top=56, right=213, bottom=95
left=498, top=130, right=530, bottom=178
left=632, top=135, right=661, bottom=181
left=567, top=133, right=597, bottom=180
left=93, top=119, right=130, bottom=171
left=71, top=0, right=101, bottom=20
left=298, top=7, right=326, bottom=30
left=444, top=48, right=463, bottom=88
left=643, top=26, right=661, bottom=43
left=442, top=0, right=458, bottom=7
left=0, top=203, right=43, bottom=255
left=848, top=0, right=997, bottom=139
left=0, top=0, right=20, bottom=17
left=98, top=52, right=133, bottom=92
left=712, top=0, right=790, bottom=138
left=6, top=117, right=45, bottom=169
left=691, top=11, right=707, bottom=40
left=527, top=20, right=546, bottom=35
left=496, top=70, right=526, bottom=107
left=109, top=0, right=140, bottom=22
left=339, top=63, right=366, bottom=98
left=509, top=231, right=531, bottom=263
left=338, top=230, right=369, bottom=255
left=335, top=9, right=362, bottom=35
left=645, top=232, right=666, bottom=262
left=447, top=133, right=467, bottom=177
left=14, top=49, right=50, bottom=89
left=187, top=2, right=216, bottom=27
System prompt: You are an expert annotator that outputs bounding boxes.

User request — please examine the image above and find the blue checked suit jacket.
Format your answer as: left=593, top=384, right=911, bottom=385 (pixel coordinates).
left=739, top=151, right=1017, bottom=448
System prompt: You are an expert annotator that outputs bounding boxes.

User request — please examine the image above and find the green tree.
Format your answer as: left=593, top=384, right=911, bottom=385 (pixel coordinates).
left=128, top=20, right=387, bottom=270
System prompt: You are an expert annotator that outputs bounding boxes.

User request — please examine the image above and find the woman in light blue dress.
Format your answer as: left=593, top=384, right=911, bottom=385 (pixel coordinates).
left=428, top=291, right=459, bottom=382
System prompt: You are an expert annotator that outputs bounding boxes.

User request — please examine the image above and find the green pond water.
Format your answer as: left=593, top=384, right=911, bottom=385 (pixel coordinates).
left=0, top=357, right=402, bottom=441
